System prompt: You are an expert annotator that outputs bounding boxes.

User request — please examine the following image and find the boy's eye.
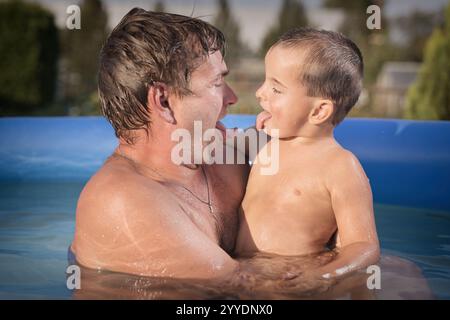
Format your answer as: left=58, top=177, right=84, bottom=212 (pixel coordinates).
left=272, top=87, right=282, bottom=94
left=214, top=83, right=223, bottom=88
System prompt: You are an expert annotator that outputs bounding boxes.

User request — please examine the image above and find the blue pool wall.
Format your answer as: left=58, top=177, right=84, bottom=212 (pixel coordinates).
left=1, top=115, right=449, bottom=211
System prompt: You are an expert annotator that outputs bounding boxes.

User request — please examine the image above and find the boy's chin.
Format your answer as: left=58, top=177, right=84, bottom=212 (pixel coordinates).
left=263, top=126, right=302, bottom=139
left=262, top=126, right=281, bottom=138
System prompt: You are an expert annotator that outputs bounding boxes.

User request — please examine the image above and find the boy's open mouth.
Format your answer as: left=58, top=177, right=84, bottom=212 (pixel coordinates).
left=256, top=110, right=272, bottom=130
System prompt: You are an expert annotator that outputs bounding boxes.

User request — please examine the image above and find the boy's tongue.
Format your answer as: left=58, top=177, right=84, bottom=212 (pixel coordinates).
left=256, top=111, right=272, bottom=130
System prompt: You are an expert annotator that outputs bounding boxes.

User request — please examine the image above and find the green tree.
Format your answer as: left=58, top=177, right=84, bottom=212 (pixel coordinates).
left=324, top=0, right=390, bottom=85
left=324, top=0, right=384, bottom=40
left=213, top=0, right=243, bottom=66
left=260, top=0, right=308, bottom=55
left=405, top=3, right=450, bottom=120
left=395, top=10, right=439, bottom=62
left=60, top=0, right=108, bottom=115
left=153, top=0, right=166, bottom=12
left=0, top=0, right=59, bottom=115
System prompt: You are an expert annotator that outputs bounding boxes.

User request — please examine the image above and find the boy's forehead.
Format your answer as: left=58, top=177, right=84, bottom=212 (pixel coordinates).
left=265, top=45, right=308, bottom=80
left=267, top=45, right=308, bottom=66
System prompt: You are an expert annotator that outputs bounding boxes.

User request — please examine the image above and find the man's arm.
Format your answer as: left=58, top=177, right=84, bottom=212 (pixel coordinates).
left=317, top=151, right=380, bottom=279
left=74, top=172, right=334, bottom=295
left=76, top=179, right=239, bottom=280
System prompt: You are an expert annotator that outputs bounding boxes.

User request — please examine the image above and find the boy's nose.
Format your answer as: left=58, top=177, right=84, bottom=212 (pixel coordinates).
left=255, top=84, right=264, bottom=102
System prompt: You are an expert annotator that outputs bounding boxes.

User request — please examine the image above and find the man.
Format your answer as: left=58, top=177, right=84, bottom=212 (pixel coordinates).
left=71, top=8, right=250, bottom=279
left=71, top=8, right=432, bottom=300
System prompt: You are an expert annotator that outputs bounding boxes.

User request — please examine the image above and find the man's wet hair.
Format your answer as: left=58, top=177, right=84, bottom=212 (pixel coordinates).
left=273, top=28, right=364, bottom=125
left=98, top=8, right=226, bottom=144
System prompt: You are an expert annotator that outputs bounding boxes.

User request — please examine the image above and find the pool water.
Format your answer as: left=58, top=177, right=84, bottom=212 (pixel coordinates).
left=0, top=181, right=449, bottom=299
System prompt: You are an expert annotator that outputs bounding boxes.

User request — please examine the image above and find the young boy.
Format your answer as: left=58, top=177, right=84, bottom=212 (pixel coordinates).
left=234, top=28, right=380, bottom=280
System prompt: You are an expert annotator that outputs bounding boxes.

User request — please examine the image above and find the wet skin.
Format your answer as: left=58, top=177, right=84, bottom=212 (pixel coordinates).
left=71, top=48, right=429, bottom=298
left=235, top=45, right=380, bottom=279
left=71, top=51, right=248, bottom=279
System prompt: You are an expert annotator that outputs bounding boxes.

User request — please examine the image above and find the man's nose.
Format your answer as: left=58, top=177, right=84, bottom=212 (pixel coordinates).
left=225, top=83, right=238, bottom=106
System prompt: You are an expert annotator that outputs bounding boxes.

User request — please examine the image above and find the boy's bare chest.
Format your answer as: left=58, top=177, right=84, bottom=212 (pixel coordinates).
left=241, top=161, right=336, bottom=253
left=246, top=158, right=330, bottom=205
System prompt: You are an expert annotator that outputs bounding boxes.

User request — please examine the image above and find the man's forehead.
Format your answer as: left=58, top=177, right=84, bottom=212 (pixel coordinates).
left=195, top=51, right=228, bottom=77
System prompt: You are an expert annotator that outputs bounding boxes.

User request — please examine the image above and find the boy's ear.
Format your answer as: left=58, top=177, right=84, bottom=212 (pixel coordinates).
left=309, top=99, right=334, bottom=125
left=147, top=83, right=176, bottom=124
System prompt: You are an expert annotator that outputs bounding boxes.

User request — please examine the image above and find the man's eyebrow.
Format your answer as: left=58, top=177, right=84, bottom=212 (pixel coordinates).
left=212, top=70, right=229, bottom=81
left=269, top=77, right=287, bottom=88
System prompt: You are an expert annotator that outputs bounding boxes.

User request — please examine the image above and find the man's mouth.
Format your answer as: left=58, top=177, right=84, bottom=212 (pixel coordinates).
left=256, top=110, right=272, bottom=130
left=215, top=120, right=227, bottom=139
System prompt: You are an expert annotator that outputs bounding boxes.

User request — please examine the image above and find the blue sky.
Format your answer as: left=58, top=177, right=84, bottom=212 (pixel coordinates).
left=34, top=0, right=448, bottom=50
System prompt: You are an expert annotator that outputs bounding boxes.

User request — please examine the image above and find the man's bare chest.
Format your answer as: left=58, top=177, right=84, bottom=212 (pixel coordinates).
left=172, top=167, right=244, bottom=253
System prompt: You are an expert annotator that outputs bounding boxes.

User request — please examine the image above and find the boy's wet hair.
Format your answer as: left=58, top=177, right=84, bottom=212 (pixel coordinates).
left=98, top=8, right=225, bottom=144
left=274, top=28, right=364, bottom=125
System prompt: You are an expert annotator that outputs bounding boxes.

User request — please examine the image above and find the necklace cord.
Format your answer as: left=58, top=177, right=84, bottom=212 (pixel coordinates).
left=113, top=149, right=213, bottom=213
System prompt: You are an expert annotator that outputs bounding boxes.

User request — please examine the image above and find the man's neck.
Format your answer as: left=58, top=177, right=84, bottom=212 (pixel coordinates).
left=116, top=125, right=202, bottom=183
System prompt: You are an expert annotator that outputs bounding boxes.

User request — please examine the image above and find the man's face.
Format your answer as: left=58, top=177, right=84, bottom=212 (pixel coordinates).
left=170, top=51, right=237, bottom=141
left=256, top=45, right=316, bottom=138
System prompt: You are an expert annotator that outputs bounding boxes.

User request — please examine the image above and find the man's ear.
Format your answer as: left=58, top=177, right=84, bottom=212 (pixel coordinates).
left=309, top=99, right=334, bottom=125
left=147, top=83, right=176, bottom=124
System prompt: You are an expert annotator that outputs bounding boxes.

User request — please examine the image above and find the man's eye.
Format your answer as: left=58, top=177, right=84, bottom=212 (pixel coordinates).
left=214, top=83, right=223, bottom=87
left=272, top=87, right=282, bottom=94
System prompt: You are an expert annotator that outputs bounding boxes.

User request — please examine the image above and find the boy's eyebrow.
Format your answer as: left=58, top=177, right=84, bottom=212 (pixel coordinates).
left=269, top=77, right=287, bottom=88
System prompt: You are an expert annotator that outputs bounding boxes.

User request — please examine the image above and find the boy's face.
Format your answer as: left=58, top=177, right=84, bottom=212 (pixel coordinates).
left=256, top=45, right=317, bottom=138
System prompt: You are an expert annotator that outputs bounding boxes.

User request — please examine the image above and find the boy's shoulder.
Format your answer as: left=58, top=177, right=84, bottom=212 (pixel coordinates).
left=324, top=145, right=369, bottom=189
left=327, top=144, right=361, bottom=166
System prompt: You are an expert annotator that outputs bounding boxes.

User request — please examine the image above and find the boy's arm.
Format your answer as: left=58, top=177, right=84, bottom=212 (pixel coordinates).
left=317, top=151, right=380, bottom=279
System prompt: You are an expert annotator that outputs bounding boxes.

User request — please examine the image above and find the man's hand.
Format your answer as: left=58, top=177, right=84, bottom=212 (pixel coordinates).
left=227, top=252, right=338, bottom=299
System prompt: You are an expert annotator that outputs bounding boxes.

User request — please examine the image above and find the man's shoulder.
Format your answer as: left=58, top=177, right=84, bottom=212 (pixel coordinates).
left=78, top=159, right=175, bottom=217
